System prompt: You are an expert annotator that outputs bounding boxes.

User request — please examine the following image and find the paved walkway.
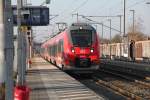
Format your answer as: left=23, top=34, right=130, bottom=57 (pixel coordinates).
left=26, top=57, right=105, bottom=100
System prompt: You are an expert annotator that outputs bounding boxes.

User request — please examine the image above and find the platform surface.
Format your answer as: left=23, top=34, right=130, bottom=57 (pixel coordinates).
left=26, top=57, right=105, bottom=100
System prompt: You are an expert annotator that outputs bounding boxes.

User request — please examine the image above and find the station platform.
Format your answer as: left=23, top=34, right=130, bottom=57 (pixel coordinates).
left=26, top=57, right=105, bottom=100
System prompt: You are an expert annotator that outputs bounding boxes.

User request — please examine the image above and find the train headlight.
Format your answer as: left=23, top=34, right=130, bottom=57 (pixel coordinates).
left=90, top=49, right=94, bottom=53
left=71, top=49, right=75, bottom=53
left=71, top=48, right=75, bottom=53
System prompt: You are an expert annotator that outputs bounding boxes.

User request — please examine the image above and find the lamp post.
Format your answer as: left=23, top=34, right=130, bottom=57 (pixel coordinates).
left=123, top=0, right=126, bottom=36
left=72, top=13, right=79, bottom=22
left=117, top=15, right=122, bottom=58
left=108, top=19, right=112, bottom=59
left=146, top=2, right=150, bottom=40
left=123, top=0, right=129, bottom=58
left=101, top=23, right=104, bottom=57
left=0, top=0, right=14, bottom=99
left=130, top=10, right=135, bottom=34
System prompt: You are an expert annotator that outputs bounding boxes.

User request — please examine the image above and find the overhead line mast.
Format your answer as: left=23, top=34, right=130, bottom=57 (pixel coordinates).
left=72, top=13, right=79, bottom=22
left=0, top=0, right=14, bottom=99
left=81, top=15, right=122, bottom=33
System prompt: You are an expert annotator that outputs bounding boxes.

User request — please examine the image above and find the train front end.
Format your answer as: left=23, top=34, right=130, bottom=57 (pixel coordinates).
left=64, top=23, right=100, bottom=73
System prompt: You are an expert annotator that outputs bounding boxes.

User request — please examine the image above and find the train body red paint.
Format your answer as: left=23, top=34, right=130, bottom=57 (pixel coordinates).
left=41, top=23, right=100, bottom=73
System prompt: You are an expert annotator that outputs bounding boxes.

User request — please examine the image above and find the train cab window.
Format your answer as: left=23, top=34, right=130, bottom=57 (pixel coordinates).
left=71, top=30, right=93, bottom=47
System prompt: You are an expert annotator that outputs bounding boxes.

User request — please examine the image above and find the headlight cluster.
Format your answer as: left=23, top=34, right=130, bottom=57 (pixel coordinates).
left=90, top=48, right=94, bottom=53
left=71, top=47, right=94, bottom=53
left=71, top=48, right=75, bottom=53
left=71, top=49, right=75, bottom=53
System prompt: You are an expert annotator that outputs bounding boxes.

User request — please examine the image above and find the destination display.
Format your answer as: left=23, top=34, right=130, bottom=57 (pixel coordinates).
left=12, top=6, right=49, bottom=26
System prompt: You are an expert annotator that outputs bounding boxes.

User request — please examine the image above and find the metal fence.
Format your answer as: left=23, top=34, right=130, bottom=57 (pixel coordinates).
left=100, top=40, right=150, bottom=60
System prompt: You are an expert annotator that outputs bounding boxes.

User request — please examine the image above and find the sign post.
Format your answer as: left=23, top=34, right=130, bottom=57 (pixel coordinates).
left=0, top=0, right=5, bottom=99
left=17, top=0, right=25, bottom=86
left=0, top=0, right=14, bottom=99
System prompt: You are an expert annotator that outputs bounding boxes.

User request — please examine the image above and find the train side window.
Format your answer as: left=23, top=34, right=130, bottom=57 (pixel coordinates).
left=58, top=41, right=61, bottom=53
left=54, top=44, right=57, bottom=56
left=55, top=44, right=58, bottom=56
left=49, top=46, right=52, bottom=55
left=48, top=46, right=51, bottom=55
left=40, top=48, right=43, bottom=53
left=56, top=44, right=57, bottom=56
left=57, top=43, right=59, bottom=54
left=52, top=45, right=54, bottom=56
left=45, top=48, right=47, bottom=54
left=53, top=45, right=55, bottom=56
left=50, top=46, right=52, bottom=56
left=60, top=39, right=64, bottom=52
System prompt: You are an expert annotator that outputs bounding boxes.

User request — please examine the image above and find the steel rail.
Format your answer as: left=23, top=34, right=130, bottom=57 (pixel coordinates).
left=100, top=69, right=150, bottom=88
left=93, top=76, right=143, bottom=100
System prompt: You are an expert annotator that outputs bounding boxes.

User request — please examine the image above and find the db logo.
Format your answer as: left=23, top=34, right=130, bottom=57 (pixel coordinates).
left=80, top=49, right=85, bottom=53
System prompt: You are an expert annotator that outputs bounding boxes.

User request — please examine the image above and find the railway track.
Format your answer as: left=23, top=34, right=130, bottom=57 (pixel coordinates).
left=93, top=77, right=143, bottom=100
left=70, top=67, right=150, bottom=100
left=92, top=69, right=150, bottom=100
left=100, top=68, right=150, bottom=88
left=69, top=73, right=127, bottom=100
left=100, top=61, right=150, bottom=80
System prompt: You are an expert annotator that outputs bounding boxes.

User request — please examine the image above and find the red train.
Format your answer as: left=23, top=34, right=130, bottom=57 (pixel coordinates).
left=41, top=23, right=100, bottom=73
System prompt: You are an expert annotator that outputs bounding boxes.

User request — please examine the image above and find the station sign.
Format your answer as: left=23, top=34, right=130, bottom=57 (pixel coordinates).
left=12, top=6, right=49, bottom=26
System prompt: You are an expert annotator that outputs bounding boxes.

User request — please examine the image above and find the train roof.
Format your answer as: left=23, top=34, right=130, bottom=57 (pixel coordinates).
left=69, top=23, right=96, bottom=32
left=42, top=23, right=96, bottom=44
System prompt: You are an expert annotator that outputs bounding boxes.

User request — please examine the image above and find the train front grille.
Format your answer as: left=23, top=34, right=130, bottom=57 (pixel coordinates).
left=75, top=58, right=91, bottom=67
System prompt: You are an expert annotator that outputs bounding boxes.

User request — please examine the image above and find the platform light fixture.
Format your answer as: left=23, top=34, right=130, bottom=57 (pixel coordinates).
left=130, top=10, right=135, bottom=34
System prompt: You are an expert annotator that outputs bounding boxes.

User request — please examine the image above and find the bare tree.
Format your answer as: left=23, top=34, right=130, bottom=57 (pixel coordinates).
left=111, top=34, right=121, bottom=43
left=99, top=38, right=110, bottom=44
left=127, top=17, right=147, bottom=41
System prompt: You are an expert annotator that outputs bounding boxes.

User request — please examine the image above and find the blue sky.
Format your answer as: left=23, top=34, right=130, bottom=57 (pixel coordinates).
left=12, top=0, right=150, bottom=42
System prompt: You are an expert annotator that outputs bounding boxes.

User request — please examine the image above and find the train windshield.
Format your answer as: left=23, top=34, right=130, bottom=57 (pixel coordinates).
left=71, top=30, right=93, bottom=47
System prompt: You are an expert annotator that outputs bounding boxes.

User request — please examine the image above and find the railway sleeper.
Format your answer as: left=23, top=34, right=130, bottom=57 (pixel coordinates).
left=94, top=78, right=143, bottom=100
